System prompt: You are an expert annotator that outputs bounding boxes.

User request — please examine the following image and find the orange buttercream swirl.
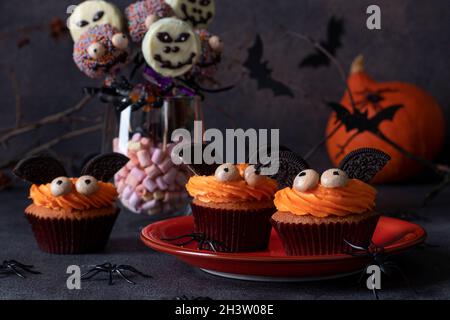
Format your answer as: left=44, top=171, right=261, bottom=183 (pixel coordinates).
left=274, top=179, right=376, bottom=218
left=30, top=179, right=118, bottom=211
left=186, top=176, right=278, bottom=204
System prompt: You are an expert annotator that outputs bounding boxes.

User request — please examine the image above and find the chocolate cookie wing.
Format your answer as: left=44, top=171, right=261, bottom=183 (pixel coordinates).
left=339, top=148, right=391, bottom=183
left=270, top=148, right=310, bottom=189
left=81, top=153, right=129, bottom=182
left=13, top=155, right=67, bottom=185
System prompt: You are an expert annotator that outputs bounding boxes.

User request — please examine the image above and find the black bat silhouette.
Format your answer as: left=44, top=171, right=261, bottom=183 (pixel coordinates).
left=244, top=34, right=294, bottom=98
left=299, top=16, right=345, bottom=68
left=329, top=102, right=403, bottom=133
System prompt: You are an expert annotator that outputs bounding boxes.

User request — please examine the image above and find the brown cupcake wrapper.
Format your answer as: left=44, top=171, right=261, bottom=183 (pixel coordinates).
left=271, top=213, right=380, bottom=256
left=26, top=210, right=119, bottom=255
left=191, top=203, right=276, bottom=253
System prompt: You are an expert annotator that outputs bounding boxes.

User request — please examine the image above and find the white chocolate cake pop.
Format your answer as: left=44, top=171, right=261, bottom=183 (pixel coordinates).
left=69, top=0, right=125, bottom=42
left=142, top=17, right=200, bottom=78
left=165, top=0, right=215, bottom=29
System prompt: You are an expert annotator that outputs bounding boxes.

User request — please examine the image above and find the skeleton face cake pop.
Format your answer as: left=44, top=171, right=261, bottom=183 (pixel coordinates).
left=69, top=0, right=125, bottom=42
left=142, top=17, right=200, bottom=78
left=125, top=0, right=175, bottom=43
left=73, top=24, right=130, bottom=79
left=165, top=0, right=215, bottom=29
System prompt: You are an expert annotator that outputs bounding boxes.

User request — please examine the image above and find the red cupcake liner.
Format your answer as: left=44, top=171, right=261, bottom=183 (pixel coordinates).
left=191, top=203, right=276, bottom=253
left=271, top=214, right=380, bottom=256
left=26, top=210, right=119, bottom=255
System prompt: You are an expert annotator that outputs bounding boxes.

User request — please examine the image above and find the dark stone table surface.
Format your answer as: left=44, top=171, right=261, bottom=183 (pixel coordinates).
left=0, top=185, right=449, bottom=300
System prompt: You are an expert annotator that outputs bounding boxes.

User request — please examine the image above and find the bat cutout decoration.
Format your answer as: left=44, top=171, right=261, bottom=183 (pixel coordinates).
left=339, top=148, right=391, bottom=183
left=14, top=152, right=129, bottom=184
left=244, top=34, right=294, bottom=98
left=299, top=16, right=345, bottom=68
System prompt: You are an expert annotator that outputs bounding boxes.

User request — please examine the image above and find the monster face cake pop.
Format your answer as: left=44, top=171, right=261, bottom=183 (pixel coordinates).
left=69, top=0, right=125, bottom=42
left=73, top=24, right=130, bottom=79
left=125, top=0, right=175, bottom=43
left=142, top=17, right=201, bottom=78
left=165, top=0, right=215, bottom=29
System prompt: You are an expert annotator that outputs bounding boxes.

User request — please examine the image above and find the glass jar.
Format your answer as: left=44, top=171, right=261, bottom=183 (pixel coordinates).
left=103, top=96, right=202, bottom=218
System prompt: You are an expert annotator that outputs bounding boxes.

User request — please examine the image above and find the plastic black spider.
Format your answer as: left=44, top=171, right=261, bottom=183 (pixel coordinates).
left=0, top=260, right=41, bottom=279
left=345, top=240, right=412, bottom=300
left=162, top=233, right=225, bottom=252
left=81, top=263, right=153, bottom=286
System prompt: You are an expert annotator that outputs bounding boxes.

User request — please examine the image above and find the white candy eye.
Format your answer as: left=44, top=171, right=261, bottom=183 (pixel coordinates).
left=215, top=164, right=240, bottom=182
left=321, top=169, right=348, bottom=188
left=88, top=42, right=105, bottom=59
left=244, top=165, right=265, bottom=187
left=75, top=176, right=99, bottom=195
left=208, top=35, right=223, bottom=52
left=293, top=170, right=319, bottom=192
left=50, top=177, right=72, bottom=197
left=112, top=33, right=129, bottom=50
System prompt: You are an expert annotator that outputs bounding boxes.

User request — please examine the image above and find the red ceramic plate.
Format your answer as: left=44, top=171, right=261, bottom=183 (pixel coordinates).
left=141, top=216, right=426, bottom=281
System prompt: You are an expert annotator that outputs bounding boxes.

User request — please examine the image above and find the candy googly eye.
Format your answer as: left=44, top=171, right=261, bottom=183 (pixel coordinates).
left=50, top=177, right=72, bottom=197
left=112, top=33, right=129, bottom=50
left=208, top=35, right=223, bottom=52
left=215, top=164, right=240, bottom=182
left=321, top=169, right=349, bottom=188
left=87, top=42, right=106, bottom=59
left=244, top=165, right=265, bottom=187
left=75, top=176, right=99, bottom=195
left=293, top=169, right=319, bottom=192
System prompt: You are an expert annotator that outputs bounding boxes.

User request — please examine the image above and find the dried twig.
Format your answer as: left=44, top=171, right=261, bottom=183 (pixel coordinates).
left=0, top=95, right=94, bottom=146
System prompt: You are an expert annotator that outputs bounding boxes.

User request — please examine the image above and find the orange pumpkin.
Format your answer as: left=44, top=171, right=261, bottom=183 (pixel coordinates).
left=326, top=55, right=446, bottom=183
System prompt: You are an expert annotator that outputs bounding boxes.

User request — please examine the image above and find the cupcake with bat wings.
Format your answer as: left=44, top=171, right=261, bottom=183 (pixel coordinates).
left=13, top=153, right=128, bottom=255
left=272, top=148, right=390, bottom=256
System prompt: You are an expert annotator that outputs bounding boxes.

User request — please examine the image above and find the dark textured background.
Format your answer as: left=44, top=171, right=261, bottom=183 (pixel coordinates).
left=0, top=0, right=449, bottom=172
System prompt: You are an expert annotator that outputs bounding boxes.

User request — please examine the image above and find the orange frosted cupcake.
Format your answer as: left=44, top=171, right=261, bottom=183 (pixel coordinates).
left=272, top=148, right=390, bottom=256
left=186, top=164, right=278, bottom=252
left=14, top=153, right=128, bottom=254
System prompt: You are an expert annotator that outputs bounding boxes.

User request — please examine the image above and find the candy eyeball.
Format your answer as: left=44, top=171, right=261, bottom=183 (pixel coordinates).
left=320, top=169, right=349, bottom=188
left=50, top=177, right=73, bottom=197
left=87, top=42, right=106, bottom=59
left=293, top=170, right=319, bottom=192
left=244, top=165, right=265, bottom=187
left=208, top=35, right=223, bottom=52
left=215, top=164, right=240, bottom=183
left=112, top=33, right=129, bottom=50
left=76, top=176, right=100, bottom=195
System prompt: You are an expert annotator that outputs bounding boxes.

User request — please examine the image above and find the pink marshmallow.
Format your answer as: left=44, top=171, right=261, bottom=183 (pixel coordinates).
left=132, top=133, right=142, bottom=142
left=121, top=186, right=133, bottom=201
left=135, top=184, right=146, bottom=196
left=162, top=167, right=178, bottom=185
left=137, top=150, right=152, bottom=168
left=142, top=199, right=159, bottom=211
left=129, top=192, right=142, bottom=209
left=117, top=167, right=129, bottom=178
left=116, top=180, right=126, bottom=193
left=130, top=167, right=146, bottom=182
left=156, top=177, right=168, bottom=190
left=126, top=160, right=137, bottom=170
left=140, top=137, right=151, bottom=149
left=159, top=158, right=173, bottom=174
left=145, top=165, right=162, bottom=179
left=151, top=148, right=165, bottom=165
left=143, top=176, right=158, bottom=193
